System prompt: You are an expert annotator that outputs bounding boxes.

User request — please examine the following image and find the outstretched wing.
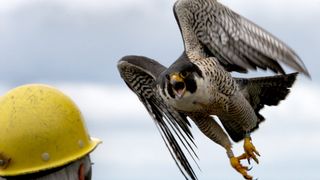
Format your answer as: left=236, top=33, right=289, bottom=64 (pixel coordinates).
left=174, top=0, right=309, bottom=76
left=117, top=56, right=199, bottom=180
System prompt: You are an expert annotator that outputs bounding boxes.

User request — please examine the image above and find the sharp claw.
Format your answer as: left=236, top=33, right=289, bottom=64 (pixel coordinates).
left=252, top=155, right=259, bottom=164
left=247, top=158, right=251, bottom=165
left=256, top=151, right=261, bottom=157
left=230, top=157, right=253, bottom=180
left=243, top=137, right=260, bottom=165
left=244, top=175, right=253, bottom=180
left=253, top=148, right=260, bottom=156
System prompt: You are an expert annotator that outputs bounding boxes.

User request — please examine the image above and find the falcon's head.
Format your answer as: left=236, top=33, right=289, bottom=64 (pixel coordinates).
left=158, top=54, right=203, bottom=100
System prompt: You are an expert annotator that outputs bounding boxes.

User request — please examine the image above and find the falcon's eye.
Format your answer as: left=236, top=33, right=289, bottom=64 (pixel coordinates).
left=180, top=71, right=189, bottom=78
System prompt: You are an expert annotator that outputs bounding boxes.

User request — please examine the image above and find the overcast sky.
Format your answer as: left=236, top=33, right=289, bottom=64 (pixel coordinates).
left=0, top=0, right=320, bottom=179
left=0, top=0, right=319, bottom=84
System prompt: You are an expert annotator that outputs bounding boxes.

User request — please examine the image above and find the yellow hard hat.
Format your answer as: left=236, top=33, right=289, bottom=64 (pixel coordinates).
left=0, top=84, right=101, bottom=176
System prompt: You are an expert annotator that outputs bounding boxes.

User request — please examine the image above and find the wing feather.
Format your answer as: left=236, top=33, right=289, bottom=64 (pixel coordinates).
left=118, top=56, right=199, bottom=180
left=174, top=0, right=309, bottom=76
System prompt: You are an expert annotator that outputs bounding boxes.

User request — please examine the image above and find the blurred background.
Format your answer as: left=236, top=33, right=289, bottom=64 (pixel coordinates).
left=0, top=0, right=319, bottom=179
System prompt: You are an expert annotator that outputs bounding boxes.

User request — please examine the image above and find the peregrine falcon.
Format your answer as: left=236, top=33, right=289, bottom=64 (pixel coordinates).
left=117, top=0, right=310, bottom=179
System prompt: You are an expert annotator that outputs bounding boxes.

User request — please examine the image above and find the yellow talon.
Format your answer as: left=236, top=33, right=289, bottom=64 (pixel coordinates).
left=242, top=137, right=260, bottom=164
left=230, top=156, right=253, bottom=180
left=227, top=136, right=260, bottom=179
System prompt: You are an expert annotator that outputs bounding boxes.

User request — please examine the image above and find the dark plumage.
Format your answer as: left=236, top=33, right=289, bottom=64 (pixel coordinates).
left=117, top=0, right=309, bottom=179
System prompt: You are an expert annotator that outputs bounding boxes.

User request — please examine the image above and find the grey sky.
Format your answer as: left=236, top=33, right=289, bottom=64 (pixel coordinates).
left=0, top=0, right=319, bottom=180
left=0, top=0, right=319, bottom=85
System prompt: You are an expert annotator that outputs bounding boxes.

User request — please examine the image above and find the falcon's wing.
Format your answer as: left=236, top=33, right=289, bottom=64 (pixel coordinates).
left=236, top=72, right=298, bottom=114
left=174, top=0, right=309, bottom=76
left=117, top=56, right=199, bottom=180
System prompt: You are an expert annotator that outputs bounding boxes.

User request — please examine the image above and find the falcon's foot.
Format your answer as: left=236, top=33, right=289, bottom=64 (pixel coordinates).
left=230, top=156, right=253, bottom=180
left=239, top=137, right=260, bottom=164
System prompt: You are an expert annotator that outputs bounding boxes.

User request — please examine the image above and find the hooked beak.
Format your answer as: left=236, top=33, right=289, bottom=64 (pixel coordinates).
left=170, top=73, right=186, bottom=99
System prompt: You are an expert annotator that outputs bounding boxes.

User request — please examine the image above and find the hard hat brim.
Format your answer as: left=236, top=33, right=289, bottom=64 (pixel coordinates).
left=0, top=137, right=102, bottom=177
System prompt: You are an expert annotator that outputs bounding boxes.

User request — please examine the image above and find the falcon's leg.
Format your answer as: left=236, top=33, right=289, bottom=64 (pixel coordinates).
left=190, top=114, right=254, bottom=180
left=238, top=133, right=260, bottom=164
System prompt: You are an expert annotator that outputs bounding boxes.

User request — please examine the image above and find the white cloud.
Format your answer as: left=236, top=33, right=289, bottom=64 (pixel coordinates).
left=1, top=0, right=318, bottom=13
left=55, top=83, right=150, bottom=122
left=222, top=0, right=320, bottom=13
left=2, top=0, right=318, bottom=17
left=0, top=0, right=171, bottom=14
left=0, top=0, right=27, bottom=12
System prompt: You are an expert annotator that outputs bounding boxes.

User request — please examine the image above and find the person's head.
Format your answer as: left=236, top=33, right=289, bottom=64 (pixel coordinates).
left=0, top=84, right=101, bottom=180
